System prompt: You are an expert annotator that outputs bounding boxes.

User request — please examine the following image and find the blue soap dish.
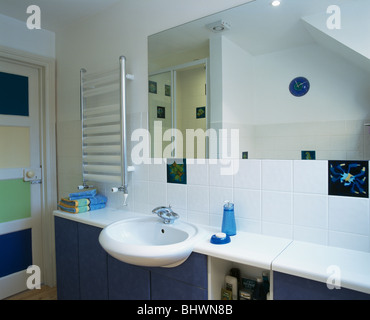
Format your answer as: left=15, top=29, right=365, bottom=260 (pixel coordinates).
left=210, top=233, right=231, bottom=245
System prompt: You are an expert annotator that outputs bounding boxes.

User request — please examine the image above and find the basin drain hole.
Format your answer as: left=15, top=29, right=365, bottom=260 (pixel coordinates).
left=161, top=229, right=165, bottom=234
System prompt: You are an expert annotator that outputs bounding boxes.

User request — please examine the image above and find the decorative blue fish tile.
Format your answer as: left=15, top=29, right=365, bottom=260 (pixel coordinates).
left=329, top=160, right=368, bottom=198
left=196, top=107, right=206, bottom=119
left=301, top=151, right=316, bottom=160
left=167, top=159, right=187, bottom=184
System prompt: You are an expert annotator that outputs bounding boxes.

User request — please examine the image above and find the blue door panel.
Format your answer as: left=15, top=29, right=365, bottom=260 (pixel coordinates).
left=0, top=229, right=32, bottom=277
left=0, top=71, right=29, bottom=116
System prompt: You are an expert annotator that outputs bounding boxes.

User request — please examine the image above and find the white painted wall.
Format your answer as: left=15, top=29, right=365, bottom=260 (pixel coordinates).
left=0, top=13, right=55, bottom=58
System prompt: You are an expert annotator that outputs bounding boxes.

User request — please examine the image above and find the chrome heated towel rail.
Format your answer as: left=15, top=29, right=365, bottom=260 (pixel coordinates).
left=79, top=56, right=134, bottom=205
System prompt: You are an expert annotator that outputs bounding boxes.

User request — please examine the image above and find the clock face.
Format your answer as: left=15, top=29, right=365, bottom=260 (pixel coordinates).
left=289, top=77, right=310, bottom=97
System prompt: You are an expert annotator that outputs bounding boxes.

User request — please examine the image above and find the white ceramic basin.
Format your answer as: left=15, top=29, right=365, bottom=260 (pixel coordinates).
left=98, top=216, right=200, bottom=268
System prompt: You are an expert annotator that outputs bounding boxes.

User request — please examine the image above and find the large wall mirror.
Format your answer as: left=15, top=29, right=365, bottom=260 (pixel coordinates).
left=148, top=0, right=370, bottom=160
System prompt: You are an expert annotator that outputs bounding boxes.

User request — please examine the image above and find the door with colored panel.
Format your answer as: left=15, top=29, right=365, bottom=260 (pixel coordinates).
left=0, top=60, right=43, bottom=299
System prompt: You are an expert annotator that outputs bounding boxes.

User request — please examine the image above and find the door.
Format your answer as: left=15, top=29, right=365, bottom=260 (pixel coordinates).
left=0, top=60, right=43, bottom=299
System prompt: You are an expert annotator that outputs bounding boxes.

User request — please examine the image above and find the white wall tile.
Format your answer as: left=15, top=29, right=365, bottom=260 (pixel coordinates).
left=234, top=188, right=261, bottom=221
left=262, top=160, right=293, bottom=192
left=209, top=213, right=223, bottom=229
left=133, top=180, right=149, bottom=214
left=328, top=196, right=369, bottom=235
left=132, top=163, right=149, bottom=182
left=262, top=221, right=293, bottom=239
left=233, top=159, right=261, bottom=190
left=209, top=160, right=233, bottom=187
left=187, top=160, right=209, bottom=185
left=293, top=225, right=328, bottom=245
left=293, top=160, right=327, bottom=194
left=167, top=183, right=187, bottom=210
left=187, top=185, right=209, bottom=213
left=293, top=194, right=328, bottom=229
left=148, top=160, right=166, bottom=182
left=187, top=210, right=209, bottom=225
left=148, top=181, right=167, bottom=206
left=329, top=231, right=370, bottom=252
left=262, top=191, right=292, bottom=224
left=236, top=217, right=261, bottom=234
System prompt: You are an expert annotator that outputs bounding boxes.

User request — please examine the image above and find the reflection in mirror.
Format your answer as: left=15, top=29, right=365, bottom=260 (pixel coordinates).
left=149, top=60, right=208, bottom=159
left=148, top=0, right=370, bottom=160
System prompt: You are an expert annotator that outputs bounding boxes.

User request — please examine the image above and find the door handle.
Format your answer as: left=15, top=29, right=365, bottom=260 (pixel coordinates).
left=23, top=168, right=42, bottom=183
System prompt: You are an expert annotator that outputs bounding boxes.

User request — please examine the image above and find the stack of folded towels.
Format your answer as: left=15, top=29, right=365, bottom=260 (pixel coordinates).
left=57, top=189, right=107, bottom=214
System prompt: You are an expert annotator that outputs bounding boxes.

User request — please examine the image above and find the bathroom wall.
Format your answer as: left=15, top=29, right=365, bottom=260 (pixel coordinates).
left=0, top=13, right=55, bottom=58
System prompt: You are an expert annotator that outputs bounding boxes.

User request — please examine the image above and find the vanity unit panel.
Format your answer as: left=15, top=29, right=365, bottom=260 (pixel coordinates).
left=273, top=272, right=370, bottom=300
left=54, top=217, right=80, bottom=300
left=107, top=256, right=151, bottom=300
left=150, top=253, right=208, bottom=288
left=150, top=252, right=208, bottom=300
left=78, top=223, right=109, bottom=300
left=151, top=272, right=207, bottom=300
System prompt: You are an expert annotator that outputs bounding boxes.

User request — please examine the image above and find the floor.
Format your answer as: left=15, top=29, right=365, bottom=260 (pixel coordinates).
left=4, top=285, right=57, bottom=300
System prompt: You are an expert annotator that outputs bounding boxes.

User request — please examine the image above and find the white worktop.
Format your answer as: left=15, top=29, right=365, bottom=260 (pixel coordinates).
left=272, top=241, right=370, bottom=294
left=53, top=208, right=370, bottom=295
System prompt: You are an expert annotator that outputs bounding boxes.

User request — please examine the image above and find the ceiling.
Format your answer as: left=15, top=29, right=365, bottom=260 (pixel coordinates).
left=0, top=0, right=122, bottom=32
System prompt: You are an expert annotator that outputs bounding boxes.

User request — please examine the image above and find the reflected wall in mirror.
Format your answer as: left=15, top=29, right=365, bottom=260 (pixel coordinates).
left=148, top=0, right=370, bottom=160
left=149, top=60, right=209, bottom=159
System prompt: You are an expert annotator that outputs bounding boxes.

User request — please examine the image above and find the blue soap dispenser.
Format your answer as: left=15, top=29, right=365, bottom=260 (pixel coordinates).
left=222, top=201, right=236, bottom=236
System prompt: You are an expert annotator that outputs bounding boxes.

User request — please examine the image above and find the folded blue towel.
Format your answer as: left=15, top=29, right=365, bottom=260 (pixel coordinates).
left=90, top=203, right=106, bottom=211
left=89, top=194, right=107, bottom=205
left=58, top=202, right=106, bottom=213
left=57, top=204, right=89, bottom=214
left=69, top=189, right=97, bottom=200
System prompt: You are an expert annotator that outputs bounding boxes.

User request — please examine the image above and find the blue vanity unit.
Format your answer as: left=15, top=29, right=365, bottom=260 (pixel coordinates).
left=54, top=216, right=207, bottom=300
left=54, top=208, right=370, bottom=300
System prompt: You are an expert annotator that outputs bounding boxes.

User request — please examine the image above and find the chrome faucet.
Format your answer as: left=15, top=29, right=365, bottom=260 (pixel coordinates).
left=152, top=205, right=179, bottom=224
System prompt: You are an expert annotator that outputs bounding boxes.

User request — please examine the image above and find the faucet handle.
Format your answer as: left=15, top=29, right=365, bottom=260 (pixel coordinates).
left=152, top=206, right=166, bottom=214
left=152, top=205, right=179, bottom=224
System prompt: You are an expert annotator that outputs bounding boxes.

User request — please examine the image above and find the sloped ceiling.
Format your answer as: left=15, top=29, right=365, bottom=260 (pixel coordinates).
left=302, top=0, right=370, bottom=72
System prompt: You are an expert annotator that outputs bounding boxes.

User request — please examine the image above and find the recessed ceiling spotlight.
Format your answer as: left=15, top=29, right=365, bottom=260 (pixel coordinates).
left=206, top=20, right=231, bottom=33
left=271, top=0, right=281, bottom=6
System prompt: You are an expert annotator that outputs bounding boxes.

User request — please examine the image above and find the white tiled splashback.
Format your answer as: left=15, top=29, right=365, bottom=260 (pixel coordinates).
left=97, top=159, right=370, bottom=253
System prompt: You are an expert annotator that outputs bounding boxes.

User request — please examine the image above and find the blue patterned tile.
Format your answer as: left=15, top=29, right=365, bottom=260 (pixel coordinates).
left=329, top=160, right=368, bottom=198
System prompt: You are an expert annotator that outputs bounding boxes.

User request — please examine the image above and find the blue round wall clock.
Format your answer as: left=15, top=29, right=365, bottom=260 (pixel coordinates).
left=289, top=77, right=310, bottom=97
